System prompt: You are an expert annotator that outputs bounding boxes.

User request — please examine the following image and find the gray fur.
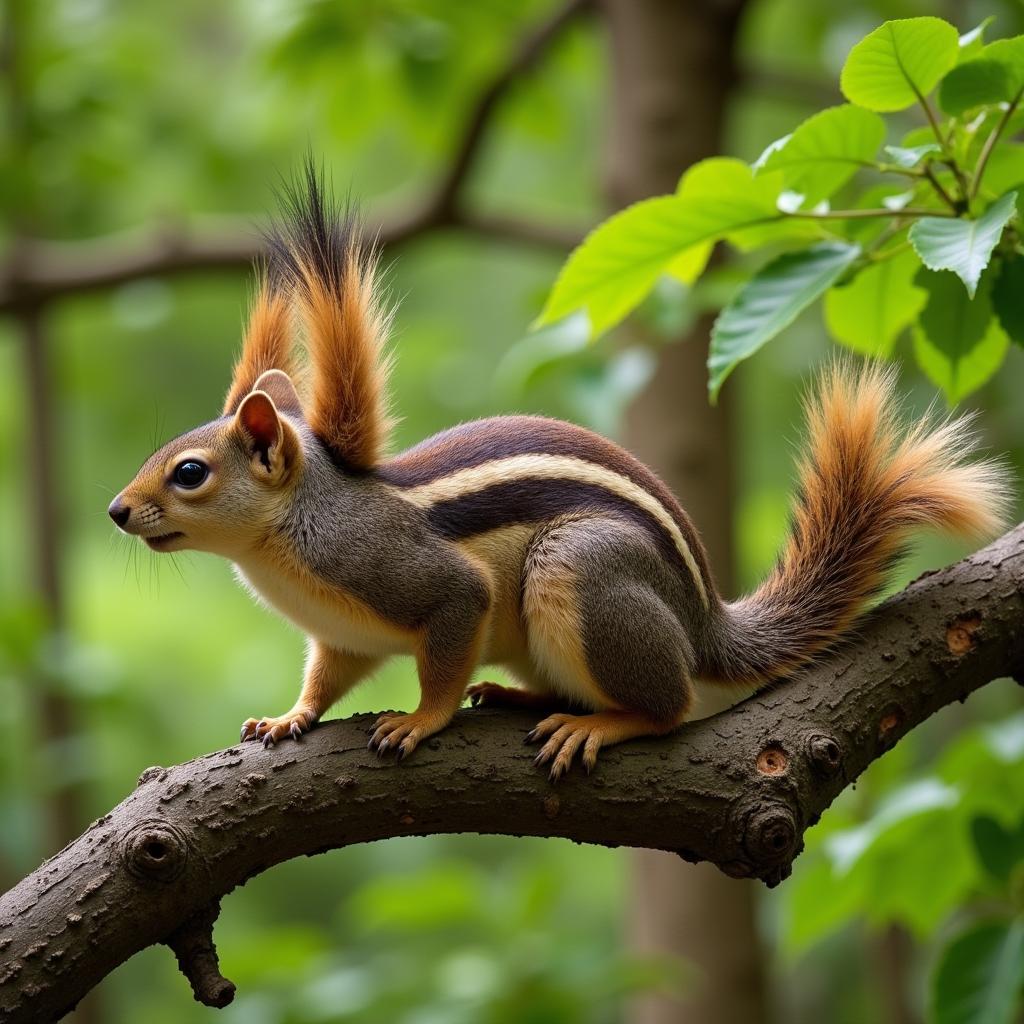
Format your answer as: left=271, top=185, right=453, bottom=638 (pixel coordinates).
left=282, top=424, right=490, bottom=646
left=526, top=515, right=697, bottom=722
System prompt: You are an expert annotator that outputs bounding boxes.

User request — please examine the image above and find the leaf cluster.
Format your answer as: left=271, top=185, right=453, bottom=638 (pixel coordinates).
left=537, top=16, right=1024, bottom=402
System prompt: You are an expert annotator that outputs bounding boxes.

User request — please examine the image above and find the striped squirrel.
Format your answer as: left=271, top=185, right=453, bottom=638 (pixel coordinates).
left=109, top=166, right=1011, bottom=781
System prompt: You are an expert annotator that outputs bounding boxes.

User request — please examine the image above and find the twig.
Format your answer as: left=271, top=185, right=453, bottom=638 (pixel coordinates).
left=971, top=88, right=1024, bottom=201
left=922, top=164, right=961, bottom=213
left=431, top=0, right=593, bottom=215
left=786, top=206, right=955, bottom=220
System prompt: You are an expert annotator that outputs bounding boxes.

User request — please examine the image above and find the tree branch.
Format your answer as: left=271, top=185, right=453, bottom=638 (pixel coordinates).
left=429, top=0, right=593, bottom=217
left=0, top=0, right=591, bottom=316
left=2, top=526, right=1023, bottom=1021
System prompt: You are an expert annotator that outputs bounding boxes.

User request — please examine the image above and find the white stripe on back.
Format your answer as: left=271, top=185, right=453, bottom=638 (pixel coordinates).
left=397, top=453, right=708, bottom=608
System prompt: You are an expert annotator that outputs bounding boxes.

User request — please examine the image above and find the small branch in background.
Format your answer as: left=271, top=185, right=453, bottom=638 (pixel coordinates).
left=17, top=306, right=85, bottom=851
left=430, top=0, right=594, bottom=217
left=0, top=0, right=592, bottom=316
left=0, top=204, right=586, bottom=314
left=458, top=209, right=585, bottom=249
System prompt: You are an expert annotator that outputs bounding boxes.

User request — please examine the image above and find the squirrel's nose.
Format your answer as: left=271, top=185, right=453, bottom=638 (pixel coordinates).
left=108, top=499, right=131, bottom=528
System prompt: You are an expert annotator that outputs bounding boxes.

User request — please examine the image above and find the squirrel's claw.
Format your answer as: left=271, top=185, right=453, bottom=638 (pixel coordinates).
left=239, top=710, right=315, bottom=748
left=526, top=713, right=610, bottom=782
left=368, top=711, right=438, bottom=761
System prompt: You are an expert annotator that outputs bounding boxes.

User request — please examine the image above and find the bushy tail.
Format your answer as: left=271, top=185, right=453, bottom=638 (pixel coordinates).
left=708, top=362, right=1012, bottom=685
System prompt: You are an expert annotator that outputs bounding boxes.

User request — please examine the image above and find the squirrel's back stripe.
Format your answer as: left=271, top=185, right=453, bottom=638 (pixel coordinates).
left=381, top=415, right=714, bottom=597
left=396, top=453, right=710, bottom=608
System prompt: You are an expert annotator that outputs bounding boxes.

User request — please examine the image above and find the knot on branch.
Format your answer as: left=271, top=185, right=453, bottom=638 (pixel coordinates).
left=877, top=704, right=906, bottom=750
left=805, top=733, right=843, bottom=777
left=755, top=745, right=788, bottom=775
left=165, top=900, right=235, bottom=1009
left=744, top=804, right=798, bottom=863
left=136, top=765, right=167, bottom=786
left=946, top=613, right=982, bottom=656
left=122, top=820, right=189, bottom=883
left=725, top=798, right=802, bottom=887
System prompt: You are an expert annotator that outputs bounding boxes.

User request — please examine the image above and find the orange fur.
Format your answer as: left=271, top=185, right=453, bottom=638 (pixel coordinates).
left=267, top=162, right=395, bottom=470
left=222, top=282, right=296, bottom=415
left=719, top=361, right=1012, bottom=684
left=294, top=245, right=394, bottom=469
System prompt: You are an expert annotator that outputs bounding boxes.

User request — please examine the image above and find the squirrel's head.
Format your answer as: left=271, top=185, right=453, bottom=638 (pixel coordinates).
left=108, top=370, right=306, bottom=557
left=109, top=163, right=394, bottom=558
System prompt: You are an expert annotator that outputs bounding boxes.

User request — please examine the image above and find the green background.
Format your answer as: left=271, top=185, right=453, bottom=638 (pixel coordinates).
left=3, top=1, right=1024, bottom=1021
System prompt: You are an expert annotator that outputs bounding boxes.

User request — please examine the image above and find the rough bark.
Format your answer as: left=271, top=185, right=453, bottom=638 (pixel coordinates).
left=599, top=0, right=764, bottom=1020
left=2, top=526, right=1023, bottom=1022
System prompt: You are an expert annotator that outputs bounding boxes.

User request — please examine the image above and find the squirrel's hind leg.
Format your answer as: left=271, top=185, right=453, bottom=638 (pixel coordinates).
left=465, top=680, right=568, bottom=712
left=521, top=515, right=695, bottom=780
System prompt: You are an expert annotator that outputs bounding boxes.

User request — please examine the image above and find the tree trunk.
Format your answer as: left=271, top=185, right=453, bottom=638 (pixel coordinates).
left=600, top=1, right=770, bottom=1021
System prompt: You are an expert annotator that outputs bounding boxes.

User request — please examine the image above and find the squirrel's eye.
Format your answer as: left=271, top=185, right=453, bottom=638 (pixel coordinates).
left=173, top=460, right=208, bottom=488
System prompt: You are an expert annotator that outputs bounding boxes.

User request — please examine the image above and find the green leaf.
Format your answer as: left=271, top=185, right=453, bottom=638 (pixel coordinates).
left=677, top=157, right=811, bottom=250
left=993, top=256, right=1024, bottom=346
left=982, top=37, right=1024, bottom=93
left=884, top=143, right=941, bottom=168
left=537, top=161, right=782, bottom=336
left=825, top=779, right=960, bottom=874
left=708, top=242, right=861, bottom=400
left=824, top=248, right=926, bottom=356
left=908, top=191, right=1017, bottom=297
left=972, top=815, right=1024, bottom=883
left=931, top=919, right=1024, bottom=1024
left=977, top=145, right=1024, bottom=197
left=959, top=18, right=996, bottom=62
left=840, top=17, right=960, bottom=112
left=913, top=268, right=1009, bottom=402
left=757, top=104, right=886, bottom=203
left=939, top=59, right=1016, bottom=115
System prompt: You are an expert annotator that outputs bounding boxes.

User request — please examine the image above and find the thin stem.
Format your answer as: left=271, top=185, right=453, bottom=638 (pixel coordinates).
left=865, top=239, right=912, bottom=263
left=910, top=82, right=971, bottom=200
left=785, top=206, right=955, bottom=221
left=871, top=161, right=926, bottom=179
left=863, top=221, right=905, bottom=255
left=922, top=164, right=960, bottom=212
left=971, top=88, right=1024, bottom=200
left=914, top=85, right=948, bottom=153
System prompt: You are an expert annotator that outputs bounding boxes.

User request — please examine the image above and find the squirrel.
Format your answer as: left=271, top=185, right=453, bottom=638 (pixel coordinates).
left=109, top=164, right=1011, bottom=781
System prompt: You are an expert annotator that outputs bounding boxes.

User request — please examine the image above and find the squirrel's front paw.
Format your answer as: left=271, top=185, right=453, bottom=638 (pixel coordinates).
left=240, top=708, right=317, bottom=748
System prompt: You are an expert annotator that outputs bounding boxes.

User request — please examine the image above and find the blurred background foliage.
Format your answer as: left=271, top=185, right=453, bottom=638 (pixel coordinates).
left=2, top=1, right=1024, bottom=1022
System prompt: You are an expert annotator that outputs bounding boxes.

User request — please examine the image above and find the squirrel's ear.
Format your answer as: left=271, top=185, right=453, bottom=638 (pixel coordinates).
left=235, top=390, right=299, bottom=483
left=250, top=369, right=303, bottom=416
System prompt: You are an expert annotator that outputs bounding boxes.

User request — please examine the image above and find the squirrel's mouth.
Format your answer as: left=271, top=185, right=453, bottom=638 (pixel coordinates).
left=144, top=531, right=185, bottom=550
